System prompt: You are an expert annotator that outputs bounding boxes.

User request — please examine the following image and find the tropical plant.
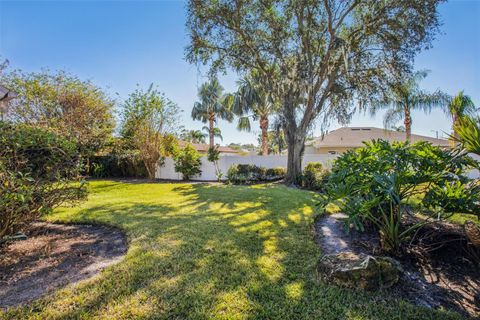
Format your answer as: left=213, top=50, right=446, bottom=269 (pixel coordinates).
left=232, top=72, right=279, bottom=155
left=191, top=78, right=233, bottom=148
left=454, top=115, right=480, bottom=157
left=207, top=146, right=223, bottom=181
left=187, top=0, right=444, bottom=184
left=180, top=129, right=207, bottom=144
left=174, top=144, right=202, bottom=180
left=369, top=70, right=448, bottom=141
left=446, top=91, right=477, bottom=144
left=121, top=85, right=180, bottom=179
left=227, top=164, right=285, bottom=184
left=0, top=121, right=86, bottom=239
left=323, top=140, right=477, bottom=253
left=202, top=126, right=223, bottom=142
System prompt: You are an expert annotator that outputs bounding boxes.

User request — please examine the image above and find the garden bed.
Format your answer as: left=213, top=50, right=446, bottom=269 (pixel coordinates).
left=0, top=222, right=127, bottom=309
left=315, top=214, right=480, bottom=318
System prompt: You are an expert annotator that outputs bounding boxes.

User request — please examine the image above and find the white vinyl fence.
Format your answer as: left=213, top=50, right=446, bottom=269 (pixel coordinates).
left=156, top=153, right=480, bottom=181
left=156, top=154, right=339, bottom=181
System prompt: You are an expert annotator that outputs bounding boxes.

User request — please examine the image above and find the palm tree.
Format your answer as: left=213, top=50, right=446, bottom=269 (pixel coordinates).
left=180, top=129, right=207, bottom=144
left=370, top=70, right=448, bottom=141
left=446, top=91, right=477, bottom=144
left=191, top=78, right=233, bottom=148
left=202, top=126, right=223, bottom=142
left=232, top=72, right=279, bottom=155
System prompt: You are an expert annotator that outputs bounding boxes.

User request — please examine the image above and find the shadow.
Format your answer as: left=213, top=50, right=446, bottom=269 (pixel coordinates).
left=2, top=182, right=462, bottom=319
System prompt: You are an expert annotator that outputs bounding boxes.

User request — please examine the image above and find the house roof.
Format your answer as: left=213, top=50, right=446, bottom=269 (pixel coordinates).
left=178, top=141, right=239, bottom=154
left=311, top=127, right=450, bottom=149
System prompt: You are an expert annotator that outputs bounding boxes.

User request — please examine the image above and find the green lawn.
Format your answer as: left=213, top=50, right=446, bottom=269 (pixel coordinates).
left=2, top=180, right=462, bottom=319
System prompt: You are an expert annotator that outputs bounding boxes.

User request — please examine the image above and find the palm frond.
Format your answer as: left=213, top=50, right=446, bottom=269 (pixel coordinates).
left=237, top=116, right=252, bottom=132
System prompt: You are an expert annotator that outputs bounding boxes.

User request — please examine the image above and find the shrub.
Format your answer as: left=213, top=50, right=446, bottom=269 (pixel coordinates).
left=301, top=162, right=329, bottom=190
left=0, top=122, right=86, bottom=239
left=322, top=139, right=477, bottom=253
left=227, top=164, right=285, bottom=184
left=174, top=144, right=202, bottom=180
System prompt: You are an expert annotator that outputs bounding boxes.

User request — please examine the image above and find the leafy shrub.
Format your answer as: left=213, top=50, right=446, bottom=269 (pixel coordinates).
left=90, top=152, right=147, bottom=178
left=0, top=122, right=86, bottom=239
left=174, top=144, right=202, bottom=180
left=322, top=139, right=477, bottom=253
left=227, top=164, right=285, bottom=184
left=301, top=162, right=329, bottom=190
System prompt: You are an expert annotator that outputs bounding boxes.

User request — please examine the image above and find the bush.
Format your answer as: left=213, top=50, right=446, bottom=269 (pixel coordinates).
left=322, top=139, right=478, bottom=253
left=301, top=162, right=329, bottom=190
left=174, top=144, right=202, bottom=180
left=227, top=164, right=286, bottom=184
left=0, top=122, right=86, bottom=239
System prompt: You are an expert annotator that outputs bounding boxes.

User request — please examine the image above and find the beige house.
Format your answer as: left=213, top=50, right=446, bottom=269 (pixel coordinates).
left=178, top=141, right=240, bottom=156
left=305, top=127, right=450, bottom=155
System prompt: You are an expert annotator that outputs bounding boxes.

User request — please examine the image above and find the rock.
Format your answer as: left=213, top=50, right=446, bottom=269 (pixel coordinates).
left=317, top=251, right=402, bottom=291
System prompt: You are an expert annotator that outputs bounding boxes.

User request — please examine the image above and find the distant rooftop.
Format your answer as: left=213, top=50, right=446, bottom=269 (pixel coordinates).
left=311, top=127, right=450, bottom=148
left=178, top=141, right=239, bottom=154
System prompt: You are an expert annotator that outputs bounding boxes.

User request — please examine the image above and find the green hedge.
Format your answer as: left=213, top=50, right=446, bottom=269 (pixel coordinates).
left=227, top=164, right=286, bottom=184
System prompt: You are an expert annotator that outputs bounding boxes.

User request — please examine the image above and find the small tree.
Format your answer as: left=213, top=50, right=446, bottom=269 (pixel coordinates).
left=121, top=85, right=180, bottom=179
left=207, top=146, right=222, bottom=181
left=174, top=144, right=202, bottom=180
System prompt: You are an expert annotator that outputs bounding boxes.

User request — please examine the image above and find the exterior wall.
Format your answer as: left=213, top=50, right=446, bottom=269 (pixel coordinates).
left=156, top=154, right=338, bottom=181
left=304, top=146, right=352, bottom=155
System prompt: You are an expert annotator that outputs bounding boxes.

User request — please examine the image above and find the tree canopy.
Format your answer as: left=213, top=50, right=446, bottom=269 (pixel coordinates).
left=186, top=0, right=445, bottom=183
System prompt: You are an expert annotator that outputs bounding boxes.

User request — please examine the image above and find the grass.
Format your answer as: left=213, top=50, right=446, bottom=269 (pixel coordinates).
left=1, top=180, right=463, bottom=319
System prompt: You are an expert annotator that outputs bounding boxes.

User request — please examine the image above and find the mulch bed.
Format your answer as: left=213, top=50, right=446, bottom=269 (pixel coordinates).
left=0, top=222, right=127, bottom=309
left=315, top=214, right=480, bottom=318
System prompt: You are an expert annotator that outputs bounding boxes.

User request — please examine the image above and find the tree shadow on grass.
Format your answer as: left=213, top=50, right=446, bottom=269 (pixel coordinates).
left=3, top=182, right=462, bottom=319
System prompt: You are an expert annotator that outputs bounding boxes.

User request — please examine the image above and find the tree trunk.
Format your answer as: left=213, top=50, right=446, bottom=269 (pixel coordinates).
left=208, top=116, right=215, bottom=149
left=260, top=116, right=269, bottom=155
left=452, top=113, right=459, bottom=146
left=404, top=104, right=412, bottom=142
left=285, top=129, right=305, bottom=185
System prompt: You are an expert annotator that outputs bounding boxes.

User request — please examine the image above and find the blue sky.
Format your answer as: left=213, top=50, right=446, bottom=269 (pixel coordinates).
left=1, top=0, right=479, bottom=145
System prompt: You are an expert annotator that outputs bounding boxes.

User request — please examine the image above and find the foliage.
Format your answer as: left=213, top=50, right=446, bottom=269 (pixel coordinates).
left=180, top=129, right=207, bottom=144
left=89, top=139, right=148, bottom=178
left=186, top=0, right=445, bottom=183
left=1, top=70, right=115, bottom=160
left=453, top=115, right=480, bottom=158
left=368, top=70, right=448, bottom=141
left=191, top=78, right=233, bottom=148
left=301, top=162, right=330, bottom=191
left=227, top=164, right=285, bottom=184
left=447, top=91, right=477, bottom=143
left=121, top=85, right=180, bottom=179
left=207, top=146, right=223, bottom=181
left=0, top=122, right=86, bottom=239
left=232, top=71, right=280, bottom=155
left=174, top=144, right=202, bottom=180
left=323, top=140, right=477, bottom=253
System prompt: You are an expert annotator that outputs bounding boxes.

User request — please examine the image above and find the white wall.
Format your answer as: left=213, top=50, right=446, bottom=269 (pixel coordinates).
left=156, top=154, right=339, bottom=181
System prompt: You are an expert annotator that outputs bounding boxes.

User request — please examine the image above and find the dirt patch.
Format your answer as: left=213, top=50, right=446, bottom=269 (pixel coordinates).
left=315, top=214, right=480, bottom=318
left=0, top=222, right=127, bottom=309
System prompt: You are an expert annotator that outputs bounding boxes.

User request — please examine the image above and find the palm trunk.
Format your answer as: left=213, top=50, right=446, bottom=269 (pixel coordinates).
left=404, top=105, right=412, bottom=142
left=452, top=113, right=459, bottom=146
left=208, top=116, right=215, bottom=149
left=260, top=116, right=269, bottom=155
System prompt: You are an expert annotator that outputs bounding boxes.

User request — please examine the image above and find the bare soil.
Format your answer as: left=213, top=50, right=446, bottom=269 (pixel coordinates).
left=315, top=214, right=480, bottom=318
left=0, top=222, right=127, bottom=309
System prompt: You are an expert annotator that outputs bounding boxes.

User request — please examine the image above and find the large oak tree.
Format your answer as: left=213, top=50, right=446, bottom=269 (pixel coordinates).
left=186, top=0, right=444, bottom=184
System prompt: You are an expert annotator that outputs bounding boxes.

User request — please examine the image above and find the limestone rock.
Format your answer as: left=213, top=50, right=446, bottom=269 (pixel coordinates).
left=317, top=251, right=401, bottom=291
